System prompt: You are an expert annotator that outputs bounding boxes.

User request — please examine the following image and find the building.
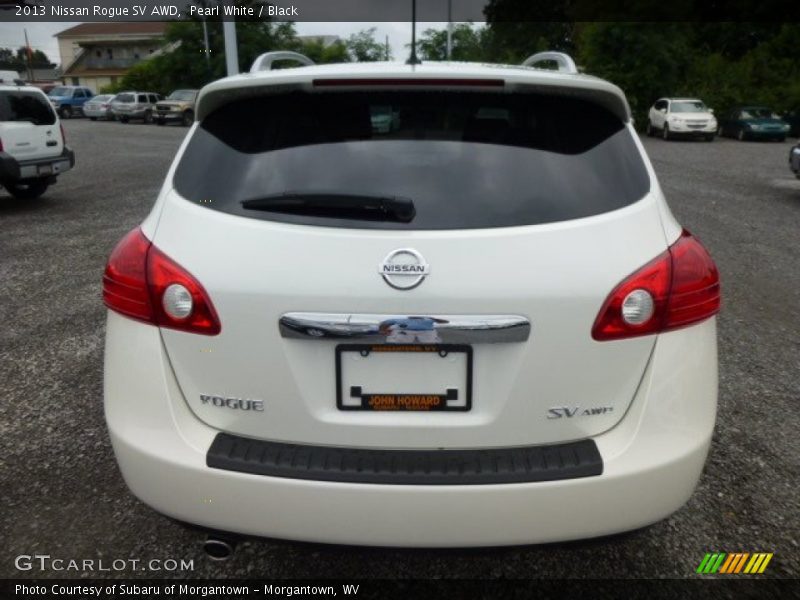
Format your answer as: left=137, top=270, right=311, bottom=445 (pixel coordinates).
left=55, top=22, right=169, bottom=93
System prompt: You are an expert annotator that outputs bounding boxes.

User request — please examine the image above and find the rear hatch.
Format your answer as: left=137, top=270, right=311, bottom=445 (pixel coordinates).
left=0, top=89, right=62, bottom=159
left=152, top=73, right=667, bottom=449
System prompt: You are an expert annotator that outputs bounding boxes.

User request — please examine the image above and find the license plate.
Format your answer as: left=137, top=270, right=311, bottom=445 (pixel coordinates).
left=37, top=164, right=52, bottom=176
left=336, top=344, right=472, bottom=411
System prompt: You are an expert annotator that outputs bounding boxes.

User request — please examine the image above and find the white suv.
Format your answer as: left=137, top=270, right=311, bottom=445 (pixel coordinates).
left=647, top=97, right=717, bottom=141
left=0, top=84, right=74, bottom=199
left=102, top=52, right=720, bottom=550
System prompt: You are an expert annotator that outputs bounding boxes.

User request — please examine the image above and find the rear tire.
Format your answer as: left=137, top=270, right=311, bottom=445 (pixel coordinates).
left=645, top=121, right=653, bottom=137
left=143, top=110, right=153, bottom=124
left=155, top=119, right=165, bottom=126
left=60, top=106, right=72, bottom=119
left=778, top=136, right=786, bottom=142
left=5, top=180, right=49, bottom=200
left=90, top=117, right=97, bottom=121
left=705, top=134, right=715, bottom=142
left=120, top=116, right=129, bottom=124
left=182, top=110, right=194, bottom=127
left=737, top=129, right=746, bottom=141
left=662, top=124, right=671, bottom=140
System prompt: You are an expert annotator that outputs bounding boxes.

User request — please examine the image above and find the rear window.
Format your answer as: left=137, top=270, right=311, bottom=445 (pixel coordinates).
left=174, top=91, right=650, bottom=230
left=0, top=91, right=56, bottom=125
left=116, top=93, right=134, bottom=103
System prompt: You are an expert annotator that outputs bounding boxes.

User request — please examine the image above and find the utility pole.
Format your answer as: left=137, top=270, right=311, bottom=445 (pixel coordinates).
left=23, top=28, right=34, bottom=81
left=222, top=1, right=239, bottom=76
left=406, top=0, right=420, bottom=65
left=446, top=0, right=453, bottom=60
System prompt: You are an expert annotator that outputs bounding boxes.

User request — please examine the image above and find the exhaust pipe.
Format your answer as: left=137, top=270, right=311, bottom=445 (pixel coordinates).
left=203, top=536, right=236, bottom=561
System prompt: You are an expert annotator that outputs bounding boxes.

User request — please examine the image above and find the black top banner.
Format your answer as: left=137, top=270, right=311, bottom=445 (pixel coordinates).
left=4, top=0, right=800, bottom=22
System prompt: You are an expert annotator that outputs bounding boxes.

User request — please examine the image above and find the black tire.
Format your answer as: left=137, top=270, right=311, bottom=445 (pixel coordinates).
left=778, top=136, right=786, bottom=143
left=89, top=117, right=97, bottom=121
left=645, top=121, right=653, bottom=137
left=705, top=134, right=715, bottom=142
left=155, top=119, right=165, bottom=126
left=182, top=110, right=194, bottom=127
left=60, top=106, right=72, bottom=119
left=120, top=116, right=129, bottom=124
left=143, top=110, right=153, bottom=124
left=5, top=180, right=49, bottom=200
left=717, top=125, right=724, bottom=137
left=737, top=128, right=746, bottom=141
left=662, top=124, right=670, bottom=140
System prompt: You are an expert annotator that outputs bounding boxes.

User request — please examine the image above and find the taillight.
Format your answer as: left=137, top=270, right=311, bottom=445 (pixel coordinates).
left=592, top=230, right=720, bottom=341
left=102, top=228, right=221, bottom=335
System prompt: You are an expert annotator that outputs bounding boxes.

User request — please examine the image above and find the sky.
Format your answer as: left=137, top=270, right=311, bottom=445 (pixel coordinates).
left=0, top=21, right=466, bottom=67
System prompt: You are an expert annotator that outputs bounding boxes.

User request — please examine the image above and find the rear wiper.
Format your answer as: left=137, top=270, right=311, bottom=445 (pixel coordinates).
left=241, top=192, right=416, bottom=223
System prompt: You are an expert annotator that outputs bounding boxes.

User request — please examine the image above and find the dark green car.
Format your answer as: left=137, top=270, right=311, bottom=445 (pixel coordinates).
left=717, top=106, right=790, bottom=141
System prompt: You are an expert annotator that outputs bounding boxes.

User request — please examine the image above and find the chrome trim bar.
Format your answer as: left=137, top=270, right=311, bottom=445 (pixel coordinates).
left=279, top=313, right=530, bottom=344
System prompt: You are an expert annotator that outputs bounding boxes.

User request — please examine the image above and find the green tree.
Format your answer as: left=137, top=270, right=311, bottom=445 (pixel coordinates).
left=292, top=37, right=350, bottom=65
left=416, top=23, right=488, bottom=61
left=16, top=47, right=55, bottom=68
left=576, top=22, right=694, bottom=124
left=108, top=17, right=298, bottom=95
left=346, top=28, right=389, bottom=62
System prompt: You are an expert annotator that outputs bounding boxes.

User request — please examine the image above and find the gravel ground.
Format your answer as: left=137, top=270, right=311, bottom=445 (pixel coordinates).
left=1, top=120, right=798, bottom=580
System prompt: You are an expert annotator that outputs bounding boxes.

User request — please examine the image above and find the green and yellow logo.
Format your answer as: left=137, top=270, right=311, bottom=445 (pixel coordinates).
left=696, top=552, right=773, bottom=574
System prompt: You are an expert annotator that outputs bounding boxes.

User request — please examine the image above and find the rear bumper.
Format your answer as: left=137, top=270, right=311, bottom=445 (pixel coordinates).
left=113, top=108, right=149, bottom=119
left=155, top=111, right=184, bottom=121
left=104, top=313, right=717, bottom=547
left=0, top=147, right=74, bottom=182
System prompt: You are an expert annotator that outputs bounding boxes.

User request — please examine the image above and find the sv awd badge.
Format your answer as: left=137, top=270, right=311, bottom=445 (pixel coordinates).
left=547, top=406, right=614, bottom=419
left=201, top=394, right=264, bottom=411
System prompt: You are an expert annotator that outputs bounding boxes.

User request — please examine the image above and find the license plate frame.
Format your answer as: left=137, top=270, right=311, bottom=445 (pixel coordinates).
left=37, top=164, right=53, bottom=176
left=336, top=344, right=473, bottom=412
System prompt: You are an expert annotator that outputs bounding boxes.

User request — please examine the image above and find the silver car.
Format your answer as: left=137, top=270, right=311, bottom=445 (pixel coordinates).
left=82, top=94, right=117, bottom=121
left=111, top=91, right=161, bottom=124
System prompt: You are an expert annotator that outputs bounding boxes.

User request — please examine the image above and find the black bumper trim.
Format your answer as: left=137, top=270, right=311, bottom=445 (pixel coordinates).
left=0, top=147, right=75, bottom=181
left=206, top=433, right=603, bottom=485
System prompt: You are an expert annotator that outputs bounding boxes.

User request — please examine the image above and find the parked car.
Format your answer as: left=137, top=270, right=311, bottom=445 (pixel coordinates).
left=154, top=89, right=198, bottom=126
left=782, top=109, right=800, bottom=137
left=0, top=70, right=25, bottom=85
left=102, top=51, right=721, bottom=550
left=82, top=94, right=117, bottom=121
left=47, top=85, right=94, bottom=119
left=0, top=84, right=74, bottom=199
left=717, top=106, right=790, bottom=141
left=646, top=97, right=716, bottom=141
left=790, top=143, right=800, bottom=178
left=111, top=91, right=161, bottom=124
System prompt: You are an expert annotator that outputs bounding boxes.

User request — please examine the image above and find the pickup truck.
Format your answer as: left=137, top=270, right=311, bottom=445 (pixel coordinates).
left=47, top=85, right=94, bottom=119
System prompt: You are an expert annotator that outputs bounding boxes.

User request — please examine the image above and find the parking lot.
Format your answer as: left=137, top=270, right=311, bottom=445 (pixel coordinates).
left=1, top=119, right=798, bottom=579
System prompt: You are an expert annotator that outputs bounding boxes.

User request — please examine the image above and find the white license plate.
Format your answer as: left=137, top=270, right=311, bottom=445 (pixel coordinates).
left=37, top=164, right=53, bottom=176
left=336, top=344, right=472, bottom=411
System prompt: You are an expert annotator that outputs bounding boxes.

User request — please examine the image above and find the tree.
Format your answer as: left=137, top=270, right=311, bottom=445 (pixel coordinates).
left=416, top=23, right=488, bottom=62
left=346, top=28, right=389, bottom=62
left=293, top=37, right=350, bottom=65
left=108, top=17, right=298, bottom=94
left=16, top=47, right=55, bottom=68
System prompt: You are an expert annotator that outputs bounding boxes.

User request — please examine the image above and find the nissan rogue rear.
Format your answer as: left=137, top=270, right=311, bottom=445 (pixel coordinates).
left=102, top=52, right=720, bottom=548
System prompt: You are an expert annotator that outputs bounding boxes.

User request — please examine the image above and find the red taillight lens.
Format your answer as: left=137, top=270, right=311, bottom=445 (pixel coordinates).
left=592, top=230, right=720, bottom=341
left=102, top=228, right=221, bottom=335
